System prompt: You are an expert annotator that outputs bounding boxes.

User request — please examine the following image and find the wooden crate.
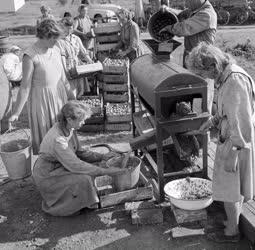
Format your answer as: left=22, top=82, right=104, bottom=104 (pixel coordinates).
left=85, top=115, right=104, bottom=124
left=78, top=95, right=103, bottom=116
left=103, top=83, right=128, bottom=92
left=94, top=22, right=121, bottom=34
left=103, top=74, right=128, bottom=83
left=96, top=34, right=120, bottom=43
left=95, top=173, right=153, bottom=208
left=79, top=124, right=104, bottom=132
left=105, top=123, right=131, bottom=132
left=104, top=92, right=129, bottom=103
left=96, top=42, right=118, bottom=52
left=106, top=114, right=132, bottom=123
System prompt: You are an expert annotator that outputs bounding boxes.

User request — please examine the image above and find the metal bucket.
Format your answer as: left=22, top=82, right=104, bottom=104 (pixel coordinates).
left=0, top=129, right=32, bottom=180
left=106, top=156, right=141, bottom=191
left=147, top=10, right=178, bottom=42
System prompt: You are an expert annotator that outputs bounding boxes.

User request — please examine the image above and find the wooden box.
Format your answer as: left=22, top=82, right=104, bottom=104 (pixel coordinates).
left=105, top=123, right=131, bottom=132
left=103, top=83, right=128, bottom=92
left=106, top=114, right=132, bottom=123
left=95, top=173, right=153, bottom=208
left=94, top=22, right=121, bottom=34
left=96, top=42, right=119, bottom=52
left=78, top=95, right=103, bottom=116
left=96, top=34, right=120, bottom=43
left=102, top=59, right=127, bottom=74
left=79, top=124, right=104, bottom=132
left=104, top=92, right=129, bottom=103
left=103, top=74, right=128, bottom=83
left=85, top=115, right=104, bottom=124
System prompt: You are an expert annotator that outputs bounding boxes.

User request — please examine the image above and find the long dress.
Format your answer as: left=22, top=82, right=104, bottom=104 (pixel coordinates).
left=33, top=123, right=99, bottom=216
left=24, top=43, right=68, bottom=154
left=212, top=64, right=255, bottom=203
left=56, top=34, right=91, bottom=96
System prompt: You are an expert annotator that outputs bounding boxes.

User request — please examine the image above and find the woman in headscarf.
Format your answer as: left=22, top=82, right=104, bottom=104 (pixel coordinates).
left=9, top=19, right=73, bottom=154
left=57, top=17, right=93, bottom=98
left=187, top=42, right=255, bottom=243
left=33, top=101, right=126, bottom=216
left=115, top=9, right=142, bottom=62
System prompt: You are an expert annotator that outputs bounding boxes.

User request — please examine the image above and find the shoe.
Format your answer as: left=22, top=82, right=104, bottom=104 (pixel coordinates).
left=207, top=232, right=240, bottom=243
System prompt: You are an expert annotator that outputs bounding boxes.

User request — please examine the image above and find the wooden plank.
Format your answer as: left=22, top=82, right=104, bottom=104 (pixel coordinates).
left=106, top=114, right=132, bottom=123
left=171, top=204, right=207, bottom=225
left=240, top=203, right=255, bottom=244
left=171, top=227, right=205, bottom=238
left=96, top=34, right=120, bottom=43
left=125, top=200, right=156, bottom=214
left=104, top=93, right=129, bottom=103
left=129, top=130, right=156, bottom=150
left=103, top=83, right=128, bottom=92
left=79, top=124, right=104, bottom=132
left=103, top=74, right=128, bottom=83
left=100, top=185, right=153, bottom=208
left=105, top=123, right=131, bottom=132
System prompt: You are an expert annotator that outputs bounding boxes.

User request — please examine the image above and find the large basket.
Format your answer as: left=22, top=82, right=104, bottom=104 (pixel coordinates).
left=0, top=129, right=32, bottom=180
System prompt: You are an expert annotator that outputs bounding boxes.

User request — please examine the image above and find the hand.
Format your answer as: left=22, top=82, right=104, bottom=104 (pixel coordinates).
left=199, top=119, right=213, bottom=133
left=102, top=151, right=121, bottom=161
left=8, top=114, right=19, bottom=124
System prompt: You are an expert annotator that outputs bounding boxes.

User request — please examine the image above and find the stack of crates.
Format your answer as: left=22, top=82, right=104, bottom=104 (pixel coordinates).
left=94, top=22, right=121, bottom=56
left=102, top=58, right=132, bottom=132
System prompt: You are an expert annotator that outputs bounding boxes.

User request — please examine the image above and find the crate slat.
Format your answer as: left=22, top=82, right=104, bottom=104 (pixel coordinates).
left=106, top=114, right=132, bottom=123
left=94, top=23, right=121, bottom=34
left=103, top=83, right=128, bottom=92
left=104, top=93, right=129, bottom=103
left=85, top=116, right=105, bottom=124
left=105, top=123, right=131, bottom=131
left=79, top=124, right=104, bottom=132
left=96, top=42, right=119, bottom=52
left=96, top=34, right=120, bottom=43
left=103, top=74, right=128, bottom=83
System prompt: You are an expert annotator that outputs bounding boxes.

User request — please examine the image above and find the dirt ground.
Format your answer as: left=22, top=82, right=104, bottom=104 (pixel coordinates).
left=1, top=1, right=255, bottom=249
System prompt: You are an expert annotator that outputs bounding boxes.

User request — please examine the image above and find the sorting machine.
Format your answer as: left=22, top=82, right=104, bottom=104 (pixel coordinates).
left=129, top=43, right=211, bottom=201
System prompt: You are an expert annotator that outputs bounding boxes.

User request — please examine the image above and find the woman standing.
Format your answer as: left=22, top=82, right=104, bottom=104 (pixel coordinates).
left=9, top=19, right=74, bottom=154
left=116, top=9, right=142, bottom=62
left=57, top=17, right=93, bottom=98
left=187, top=42, right=255, bottom=242
left=33, top=101, right=126, bottom=216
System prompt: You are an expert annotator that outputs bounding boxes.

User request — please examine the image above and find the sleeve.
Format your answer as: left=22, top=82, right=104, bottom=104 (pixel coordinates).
left=223, top=74, right=253, bottom=149
left=53, top=136, right=103, bottom=175
left=170, top=11, right=213, bottom=37
left=2, top=56, right=14, bottom=79
left=129, top=24, right=139, bottom=50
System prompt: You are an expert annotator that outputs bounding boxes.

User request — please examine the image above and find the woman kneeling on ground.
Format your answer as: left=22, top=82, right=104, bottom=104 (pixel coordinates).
left=33, top=101, right=126, bottom=216
left=187, top=42, right=255, bottom=243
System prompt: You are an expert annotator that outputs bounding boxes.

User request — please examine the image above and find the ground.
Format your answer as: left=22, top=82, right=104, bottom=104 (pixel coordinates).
left=1, top=1, right=255, bottom=249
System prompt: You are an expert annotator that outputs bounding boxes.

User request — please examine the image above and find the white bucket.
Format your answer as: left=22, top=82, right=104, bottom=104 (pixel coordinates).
left=0, top=129, right=32, bottom=180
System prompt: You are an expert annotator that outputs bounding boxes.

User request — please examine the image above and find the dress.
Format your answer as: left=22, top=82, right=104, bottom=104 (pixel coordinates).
left=33, top=123, right=99, bottom=216
left=57, top=34, right=91, bottom=96
left=24, top=43, right=68, bottom=154
left=120, top=20, right=142, bottom=62
left=212, top=64, right=255, bottom=203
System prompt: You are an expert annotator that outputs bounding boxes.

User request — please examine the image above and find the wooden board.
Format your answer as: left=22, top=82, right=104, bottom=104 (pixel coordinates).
left=96, top=42, right=118, bottom=52
left=103, top=83, right=128, bottom=92
left=171, top=227, right=205, bottom=238
left=96, top=34, right=120, bottom=43
left=105, top=123, right=131, bottom=132
left=104, top=93, right=129, bottom=103
left=94, top=23, right=121, bottom=34
left=85, top=116, right=104, bottom=124
left=76, top=62, right=103, bottom=75
left=106, top=114, right=132, bottom=123
left=171, top=204, right=207, bottom=225
left=98, top=173, right=153, bottom=208
left=125, top=200, right=156, bottom=214
left=103, top=74, right=128, bottom=83
left=79, top=124, right=104, bottom=132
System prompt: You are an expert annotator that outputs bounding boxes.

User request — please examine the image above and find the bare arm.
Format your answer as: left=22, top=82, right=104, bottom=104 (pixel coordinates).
left=73, top=19, right=85, bottom=38
left=10, top=55, right=33, bottom=119
left=77, top=36, right=93, bottom=63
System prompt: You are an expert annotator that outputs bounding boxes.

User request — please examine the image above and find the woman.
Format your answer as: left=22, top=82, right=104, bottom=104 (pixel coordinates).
left=57, top=17, right=93, bottom=98
left=36, top=5, right=55, bottom=26
left=115, top=9, right=142, bottom=62
left=33, top=101, right=125, bottom=216
left=73, top=5, right=95, bottom=51
left=9, top=19, right=73, bottom=154
left=187, top=42, right=255, bottom=242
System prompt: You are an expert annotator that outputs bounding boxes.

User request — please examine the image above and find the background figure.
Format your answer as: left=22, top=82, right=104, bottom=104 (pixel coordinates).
left=73, top=5, right=95, bottom=55
left=159, top=0, right=217, bottom=112
left=37, top=5, right=55, bottom=26
left=187, top=42, right=255, bottom=243
left=0, top=45, right=22, bottom=87
left=115, top=9, right=142, bottom=62
left=57, top=17, right=94, bottom=98
left=33, top=101, right=126, bottom=216
left=9, top=19, right=74, bottom=154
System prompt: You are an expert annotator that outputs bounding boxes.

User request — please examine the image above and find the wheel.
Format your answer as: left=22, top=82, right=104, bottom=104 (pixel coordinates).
left=94, top=14, right=103, bottom=23
left=217, top=9, right=230, bottom=25
left=235, top=10, right=249, bottom=25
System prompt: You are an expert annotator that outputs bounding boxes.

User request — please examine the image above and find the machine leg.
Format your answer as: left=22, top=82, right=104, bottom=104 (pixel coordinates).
left=156, top=127, right=165, bottom=202
left=202, top=132, right=208, bottom=178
